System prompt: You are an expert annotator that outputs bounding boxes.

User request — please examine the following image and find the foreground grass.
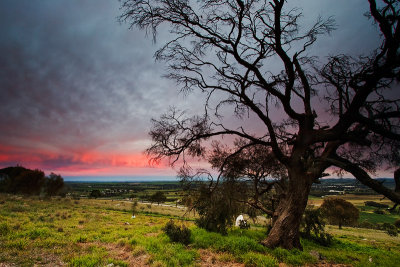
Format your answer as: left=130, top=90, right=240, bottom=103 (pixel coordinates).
left=1, top=194, right=400, bottom=266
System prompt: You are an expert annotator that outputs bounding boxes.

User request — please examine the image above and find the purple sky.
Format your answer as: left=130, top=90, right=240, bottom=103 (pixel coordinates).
left=0, top=0, right=392, bottom=178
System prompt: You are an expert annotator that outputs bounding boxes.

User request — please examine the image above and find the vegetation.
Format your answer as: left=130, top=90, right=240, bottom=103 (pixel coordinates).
left=365, top=201, right=390, bottom=209
left=120, top=0, right=400, bottom=249
left=300, top=207, right=332, bottom=246
left=321, top=198, right=359, bottom=229
left=162, top=220, right=191, bottom=245
left=192, top=182, right=242, bottom=235
left=1, top=193, right=400, bottom=266
left=89, top=189, right=102, bottom=199
left=150, top=191, right=167, bottom=205
left=0, top=166, right=64, bottom=196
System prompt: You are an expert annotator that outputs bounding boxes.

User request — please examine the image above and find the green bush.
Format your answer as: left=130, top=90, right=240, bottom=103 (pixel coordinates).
left=364, top=201, right=389, bottom=209
left=382, top=223, right=398, bottom=236
left=300, top=207, right=332, bottom=246
left=358, top=221, right=375, bottom=229
left=373, top=209, right=385, bottom=215
left=386, top=227, right=398, bottom=237
left=162, top=220, right=191, bottom=245
left=394, top=219, right=400, bottom=228
left=239, top=219, right=250, bottom=229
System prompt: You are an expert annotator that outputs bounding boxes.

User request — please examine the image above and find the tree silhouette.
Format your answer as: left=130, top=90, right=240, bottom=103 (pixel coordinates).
left=120, top=0, right=400, bottom=249
left=44, top=173, right=64, bottom=196
left=90, top=189, right=102, bottom=199
left=150, top=191, right=167, bottom=204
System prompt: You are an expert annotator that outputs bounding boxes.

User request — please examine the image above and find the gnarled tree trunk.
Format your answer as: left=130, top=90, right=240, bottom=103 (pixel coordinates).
left=261, top=172, right=313, bottom=250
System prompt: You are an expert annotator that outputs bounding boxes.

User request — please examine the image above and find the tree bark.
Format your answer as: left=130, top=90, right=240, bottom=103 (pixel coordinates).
left=261, top=172, right=312, bottom=250
left=394, top=168, right=400, bottom=193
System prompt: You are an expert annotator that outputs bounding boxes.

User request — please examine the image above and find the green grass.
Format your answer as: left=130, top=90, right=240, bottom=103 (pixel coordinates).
left=1, top=193, right=400, bottom=266
left=359, top=210, right=400, bottom=224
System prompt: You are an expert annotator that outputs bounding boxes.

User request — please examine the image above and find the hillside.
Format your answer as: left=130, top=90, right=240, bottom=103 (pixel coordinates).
left=0, top=194, right=399, bottom=266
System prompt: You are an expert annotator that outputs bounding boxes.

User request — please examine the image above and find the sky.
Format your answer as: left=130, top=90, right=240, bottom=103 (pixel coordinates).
left=0, top=0, right=394, bottom=179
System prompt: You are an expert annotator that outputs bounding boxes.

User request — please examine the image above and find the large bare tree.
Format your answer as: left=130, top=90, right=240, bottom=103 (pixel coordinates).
left=120, top=0, right=400, bottom=249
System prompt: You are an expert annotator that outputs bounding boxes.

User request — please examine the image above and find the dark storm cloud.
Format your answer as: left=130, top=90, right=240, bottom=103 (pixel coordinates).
left=0, top=0, right=180, bottom=158
left=0, top=0, right=388, bottom=176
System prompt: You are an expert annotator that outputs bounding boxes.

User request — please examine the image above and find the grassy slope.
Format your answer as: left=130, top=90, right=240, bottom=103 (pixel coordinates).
left=0, top=194, right=399, bottom=267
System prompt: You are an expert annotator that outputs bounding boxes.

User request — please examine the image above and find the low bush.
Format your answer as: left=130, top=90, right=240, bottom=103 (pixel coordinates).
left=394, top=219, right=400, bottom=228
left=364, top=201, right=389, bottom=209
left=238, top=219, right=250, bottom=229
left=358, top=221, right=375, bottom=229
left=162, top=220, right=191, bottom=245
left=386, top=227, right=398, bottom=237
left=373, top=209, right=385, bottom=215
left=377, top=223, right=398, bottom=237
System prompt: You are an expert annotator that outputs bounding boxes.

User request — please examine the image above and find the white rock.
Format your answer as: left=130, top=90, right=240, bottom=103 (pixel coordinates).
left=235, top=215, right=244, bottom=227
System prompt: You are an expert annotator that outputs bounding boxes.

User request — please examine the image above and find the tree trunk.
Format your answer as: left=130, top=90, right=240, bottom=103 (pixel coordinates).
left=261, top=173, right=312, bottom=250
left=394, top=168, right=400, bottom=193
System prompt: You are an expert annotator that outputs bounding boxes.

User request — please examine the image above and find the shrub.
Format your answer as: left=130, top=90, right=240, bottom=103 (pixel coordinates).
left=373, top=209, right=385, bottom=215
left=193, top=184, right=239, bottom=234
left=364, top=201, right=389, bottom=209
left=386, top=227, right=398, bottom=237
left=162, top=220, right=191, bottom=245
left=89, top=189, right=102, bottom=198
left=378, top=223, right=398, bottom=236
left=358, top=221, right=375, bottom=229
left=394, top=219, right=400, bottom=228
left=239, top=219, right=250, bottom=230
left=300, top=207, right=332, bottom=246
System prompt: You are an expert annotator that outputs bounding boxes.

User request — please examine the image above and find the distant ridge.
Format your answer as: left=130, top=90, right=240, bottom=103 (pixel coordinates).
left=63, top=176, right=178, bottom=182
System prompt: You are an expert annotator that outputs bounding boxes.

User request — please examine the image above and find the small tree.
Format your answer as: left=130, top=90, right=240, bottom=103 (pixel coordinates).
left=90, top=189, right=102, bottom=199
left=150, top=191, right=167, bottom=205
left=300, top=207, right=332, bottom=246
left=191, top=182, right=241, bottom=234
left=14, top=169, right=46, bottom=195
left=320, top=198, right=359, bottom=229
left=132, top=200, right=138, bottom=216
left=44, top=173, right=64, bottom=196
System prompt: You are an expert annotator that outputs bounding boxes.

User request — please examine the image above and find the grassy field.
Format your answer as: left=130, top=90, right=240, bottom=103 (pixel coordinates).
left=0, top=194, right=400, bottom=266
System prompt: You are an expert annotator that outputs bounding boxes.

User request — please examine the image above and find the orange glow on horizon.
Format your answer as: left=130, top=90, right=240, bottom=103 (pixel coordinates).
left=0, top=144, right=175, bottom=177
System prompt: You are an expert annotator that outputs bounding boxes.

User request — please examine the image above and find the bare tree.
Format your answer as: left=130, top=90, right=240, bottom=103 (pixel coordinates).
left=120, top=0, right=400, bottom=249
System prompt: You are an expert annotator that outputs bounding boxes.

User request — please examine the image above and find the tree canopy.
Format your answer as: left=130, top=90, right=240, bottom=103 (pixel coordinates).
left=0, top=166, right=64, bottom=196
left=320, top=197, right=359, bottom=229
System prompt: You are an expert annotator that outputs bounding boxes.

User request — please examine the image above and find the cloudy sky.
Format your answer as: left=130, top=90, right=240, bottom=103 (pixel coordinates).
left=0, top=0, right=389, bottom=179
